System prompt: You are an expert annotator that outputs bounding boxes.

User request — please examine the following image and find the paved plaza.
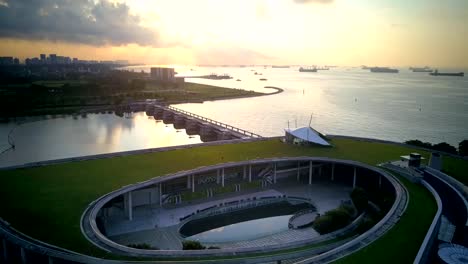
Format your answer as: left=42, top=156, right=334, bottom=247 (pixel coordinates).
left=107, top=181, right=352, bottom=250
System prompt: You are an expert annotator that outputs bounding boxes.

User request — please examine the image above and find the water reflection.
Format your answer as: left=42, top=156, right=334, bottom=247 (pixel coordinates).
left=186, top=215, right=291, bottom=243
left=0, top=112, right=201, bottom=167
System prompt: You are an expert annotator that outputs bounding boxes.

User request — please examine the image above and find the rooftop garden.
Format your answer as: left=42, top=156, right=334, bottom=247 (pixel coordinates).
left=0, top=137, right=461, bottom=261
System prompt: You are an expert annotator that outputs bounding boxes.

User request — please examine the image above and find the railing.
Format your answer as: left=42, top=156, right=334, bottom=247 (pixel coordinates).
left=414, top=180, right=443, bottom=264
left=289, top=209, right=317, bottom=229
left=166, top=105, right=263, bottom=138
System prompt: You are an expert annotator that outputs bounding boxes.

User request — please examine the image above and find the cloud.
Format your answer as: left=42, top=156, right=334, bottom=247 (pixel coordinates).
left=293, top=0, right=334, bottom=4
left=195, top=46, right=273, bottom=65
left=0, top=0, right=158, bottom=46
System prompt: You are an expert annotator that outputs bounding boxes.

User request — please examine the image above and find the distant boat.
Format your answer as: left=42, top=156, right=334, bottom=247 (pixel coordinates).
left=429, top=70, right=464, bottom=77
left=272, top=65, right=290, bottom=68
left=369, top=67, right=399, bottom=73
left=236, top=79, right=241, bottom=81
left=299, top=67, right=317, bottom=72
left=259, top=78, right=267, bottom=81
left=317, top=67, right=330, bottom=71
left=410, top=66, right=432, bottom=72
left=361, top=65, right=371, bottom=70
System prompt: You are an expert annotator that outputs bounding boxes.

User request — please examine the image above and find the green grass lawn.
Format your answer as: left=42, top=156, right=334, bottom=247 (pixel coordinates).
left=0, top=138, right=454, bottom=260
left=442, top=156, right=468, bottom=185
left=334, top=175, right=437, bottom=264
left=144, top=82, right=262, bottom=103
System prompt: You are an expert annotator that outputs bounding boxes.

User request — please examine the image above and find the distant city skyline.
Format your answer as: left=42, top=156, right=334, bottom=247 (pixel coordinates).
left=0, top=0, right=467, bottom=67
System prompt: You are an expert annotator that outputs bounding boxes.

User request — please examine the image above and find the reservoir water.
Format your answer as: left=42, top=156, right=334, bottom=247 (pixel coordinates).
left=0, top=112, right=201, bottom=167
left=0, top=65, right=467, bottom=167
left=168, top=65, right=468, bottom=147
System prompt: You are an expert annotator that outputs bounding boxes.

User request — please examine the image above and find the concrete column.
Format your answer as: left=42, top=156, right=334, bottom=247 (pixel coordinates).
left=297, top=161, right=300, bottom=181
left=243, top=166, right=247, bottom=180
left=126, top=191, right=133, bottom=220
left=3, top=239, right=7, bottom=262
left=222, top=168, right=225, bottom=187
left=353, top=167, right=357, bottom=188
left=273, top=163, right=277, bottom=184
left=309, top=161, right=313, bottom=185
left=331, top=164, right=335, bottom=181
left=21, top=247, right=26, bottom=264
left=216, top=169, right=220, bottom=184
left=159, top=184, right=162, bottom=206
left=249, top=165, right=252, bottom=182
left=187, top=175, right=191, bottom=189
left=192, top=174, right=195, bottom=192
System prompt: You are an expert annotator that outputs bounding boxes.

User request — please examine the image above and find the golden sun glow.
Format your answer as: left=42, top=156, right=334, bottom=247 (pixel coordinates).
left=0, top=0, right=467, bottom=67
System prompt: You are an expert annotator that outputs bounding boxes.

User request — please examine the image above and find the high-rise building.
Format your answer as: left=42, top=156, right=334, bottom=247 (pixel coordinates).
left=40, top=54, right=46, bottom=63
left=150, top=67, right=175, bottom=82
left=49, top=54, right=57, bottom=64
left=0, top=57, right=14, bottom=65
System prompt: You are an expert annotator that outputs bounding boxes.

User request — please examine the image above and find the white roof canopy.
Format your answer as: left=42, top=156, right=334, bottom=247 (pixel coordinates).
left=285, top=127, right=330, bottom=146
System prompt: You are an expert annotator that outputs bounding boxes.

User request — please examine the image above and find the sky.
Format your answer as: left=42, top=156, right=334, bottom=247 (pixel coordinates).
left=0, top=0, right=467, bottom=67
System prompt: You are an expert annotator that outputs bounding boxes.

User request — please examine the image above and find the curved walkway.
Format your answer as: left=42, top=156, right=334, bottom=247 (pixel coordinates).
left=81, top=157, right=406, bottom=261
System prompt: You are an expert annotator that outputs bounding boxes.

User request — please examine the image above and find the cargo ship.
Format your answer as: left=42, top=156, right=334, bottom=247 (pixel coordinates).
left=299, top=67, right=317, bottom=72
left=369, top=67, right=399, bottom=73
left=429, top=70, right=464, bottom=77
left=272, top=66, right=290, bottom=68
left=410, top=66, right=432, bottom=72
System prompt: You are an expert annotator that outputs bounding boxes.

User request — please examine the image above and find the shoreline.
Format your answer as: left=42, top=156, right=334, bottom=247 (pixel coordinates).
left=169, top=85, right=284, bottom=104
left=0, top=83, right=284, bottom=120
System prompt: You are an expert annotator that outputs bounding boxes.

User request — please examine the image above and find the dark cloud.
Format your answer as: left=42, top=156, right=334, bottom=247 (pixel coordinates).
left=0, top=0, right=157, bottom=46
left=293, top=0, right=334, bottom=4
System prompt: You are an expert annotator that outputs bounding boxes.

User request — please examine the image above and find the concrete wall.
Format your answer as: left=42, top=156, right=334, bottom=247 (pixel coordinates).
left=131, top=187, right=159, bottom=207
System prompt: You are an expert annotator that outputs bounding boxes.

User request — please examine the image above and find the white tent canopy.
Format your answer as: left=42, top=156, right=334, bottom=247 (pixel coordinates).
left=284, top=127, right=330, bottom=146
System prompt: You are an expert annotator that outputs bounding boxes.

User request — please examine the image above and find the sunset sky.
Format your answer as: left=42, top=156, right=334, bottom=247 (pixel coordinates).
left=0, top=0, right=467, bottom=67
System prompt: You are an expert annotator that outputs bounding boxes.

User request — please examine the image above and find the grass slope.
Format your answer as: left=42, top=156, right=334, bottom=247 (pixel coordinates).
left=334, top=175, right=437, bottom=264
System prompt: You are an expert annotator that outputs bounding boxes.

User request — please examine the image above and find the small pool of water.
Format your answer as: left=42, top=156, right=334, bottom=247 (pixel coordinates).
left=180, top=201, right=312, bottom=243
left=185, top=214, right=292, bottom=243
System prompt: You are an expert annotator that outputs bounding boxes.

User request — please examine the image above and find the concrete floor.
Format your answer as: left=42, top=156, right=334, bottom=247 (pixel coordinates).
left=106, top=181, right=352, bottom=250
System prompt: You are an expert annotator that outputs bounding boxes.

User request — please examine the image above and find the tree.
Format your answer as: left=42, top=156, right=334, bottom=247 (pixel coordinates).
left=182, top=240, right=205, bottom=250
left=432, top=142, right=457, bottom=154
left=405, top=140, right=432, bottom=149
left=459, top=140, right=468, bottom=156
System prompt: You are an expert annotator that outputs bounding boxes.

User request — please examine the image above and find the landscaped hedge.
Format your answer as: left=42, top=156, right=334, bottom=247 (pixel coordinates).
left=313, top=205, right=355, bottom=234
left=182, top=240, right=205, bottom=250
left=127, top=243, right=158, bottom=250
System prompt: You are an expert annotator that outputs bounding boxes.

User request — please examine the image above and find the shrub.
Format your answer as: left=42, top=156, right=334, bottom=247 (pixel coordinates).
left=354, top=218, right=376, bottom=234
left=207, top=246, right=220, bottom=249
left=351, top=188, right=369, bottom=213
left=127, top=243, right=157, bottom=250
left=313, top=205, right=354, bottom=234
left=182, top=240, right=206, bottom=250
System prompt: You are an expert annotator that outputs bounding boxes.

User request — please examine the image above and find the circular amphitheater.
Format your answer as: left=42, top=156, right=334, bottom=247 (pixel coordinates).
left=81, top=157, right=407, bottom=260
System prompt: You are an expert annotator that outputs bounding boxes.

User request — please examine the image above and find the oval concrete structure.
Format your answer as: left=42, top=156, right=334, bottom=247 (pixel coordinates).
left=81, top=157, right=406, bottom=259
